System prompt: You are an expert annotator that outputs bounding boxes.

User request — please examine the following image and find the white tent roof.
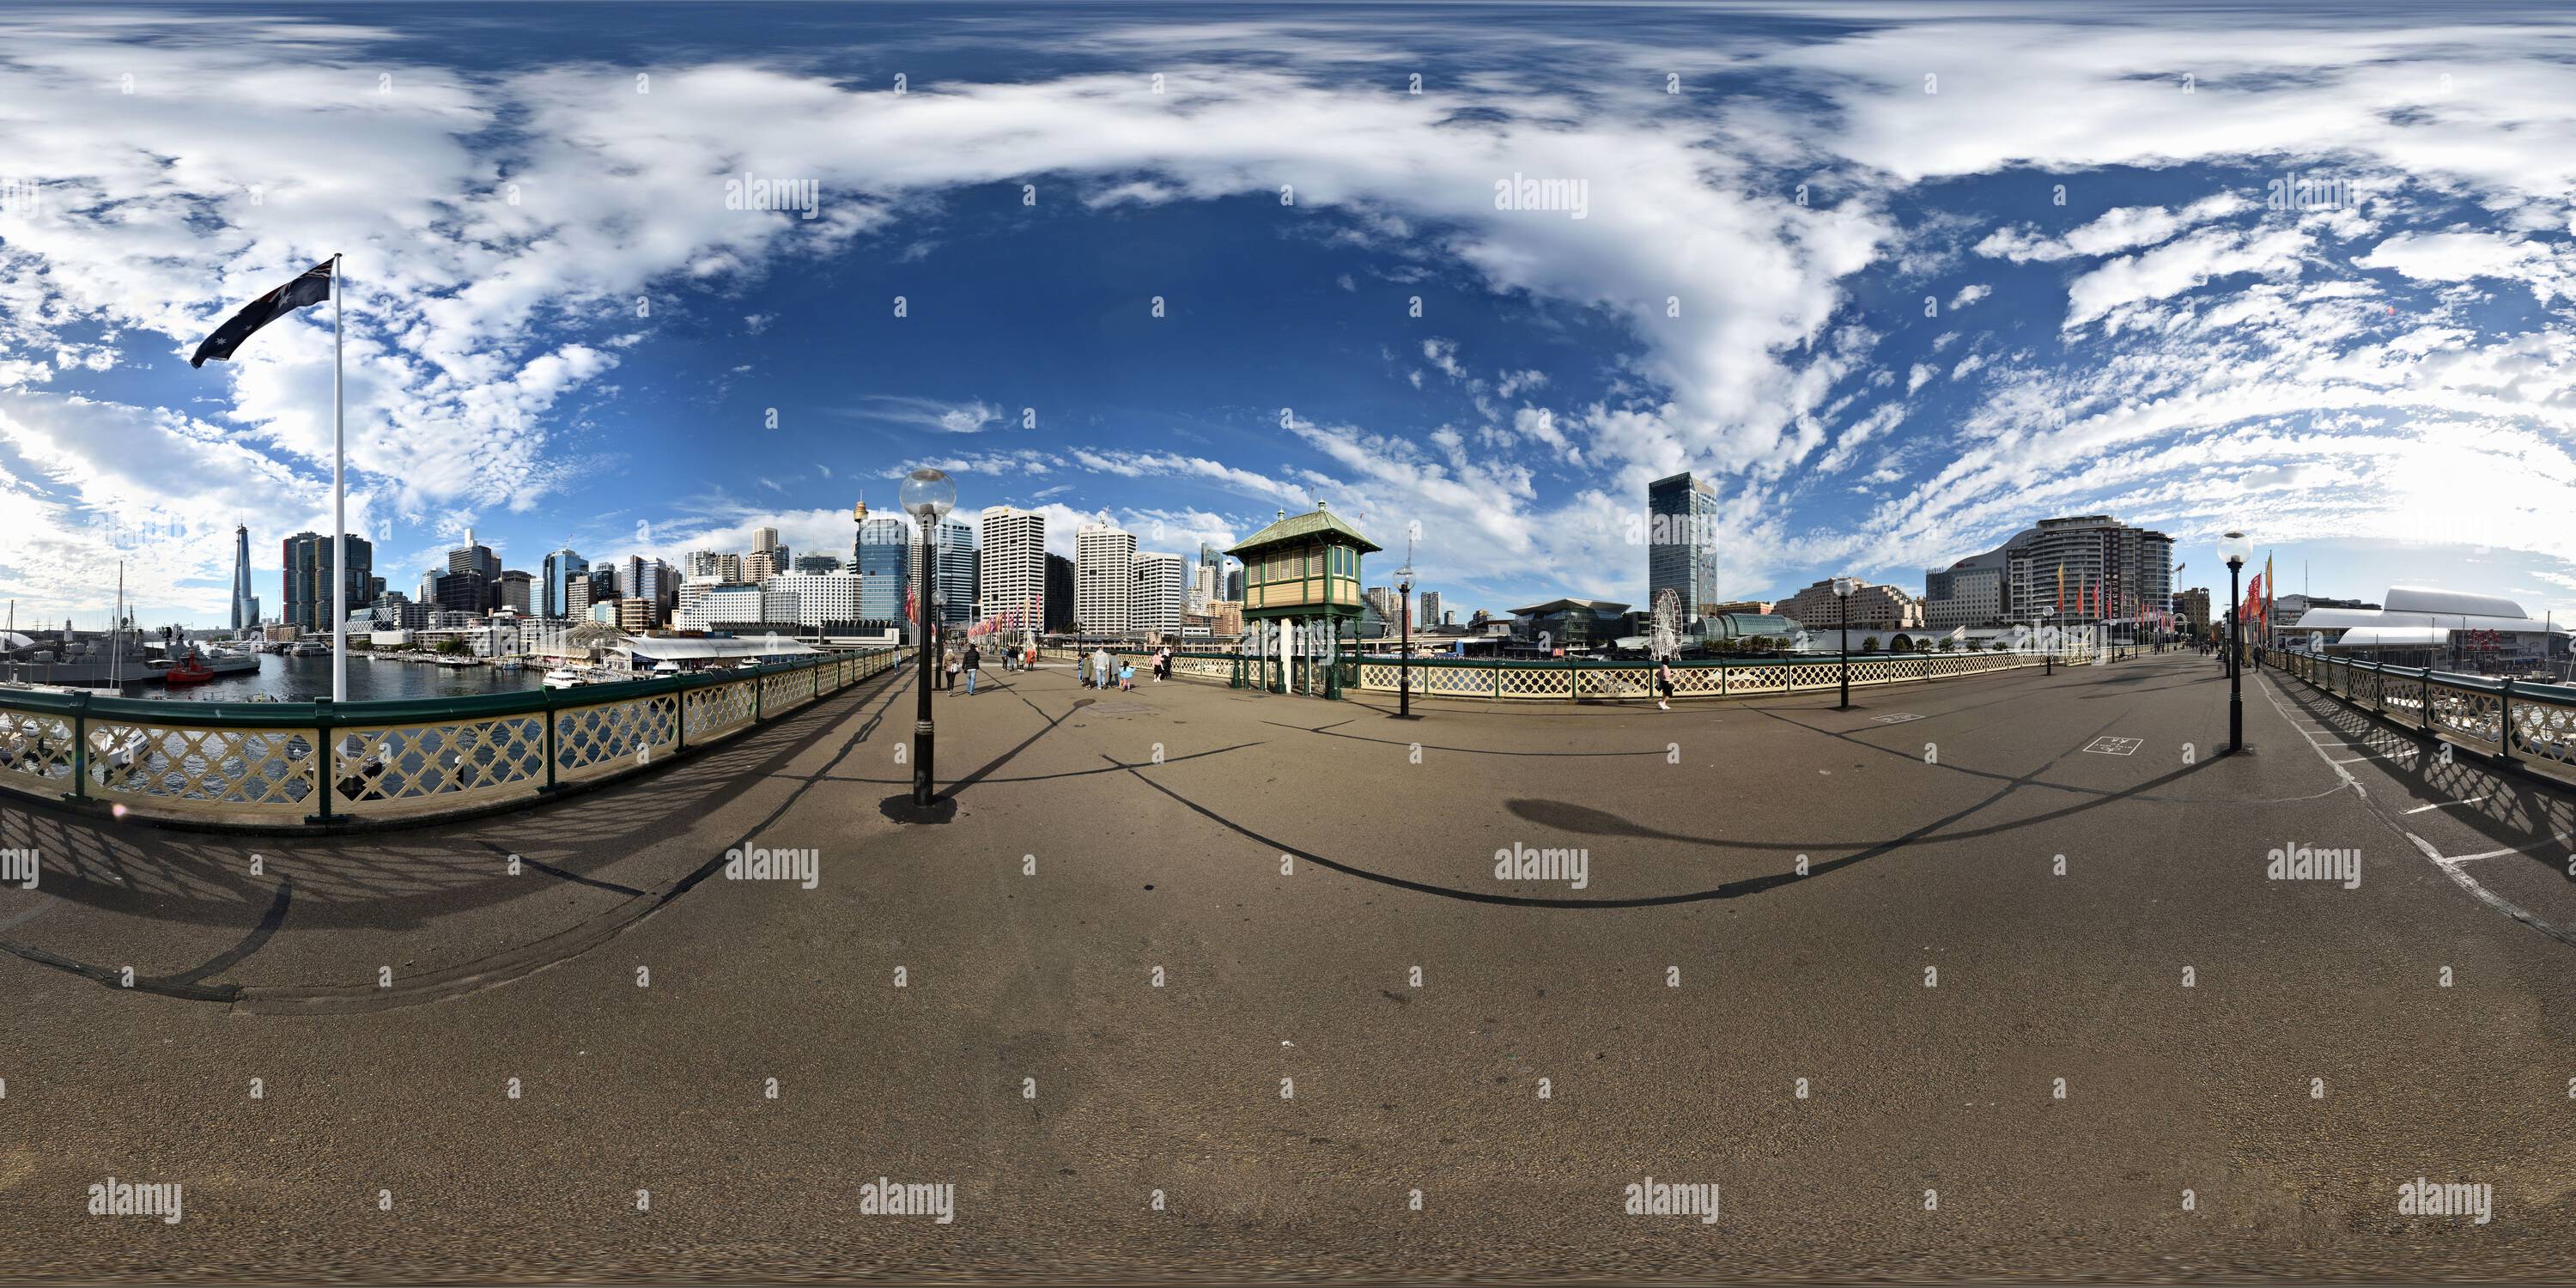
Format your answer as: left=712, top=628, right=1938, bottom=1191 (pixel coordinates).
left=2300, top=607, right=2557, bottom=635
left=2327, top=626, right=2452, bottom=648
left=2385, top=585, right=2526, bottom=619
left=620, top=636, right=822, bottom=660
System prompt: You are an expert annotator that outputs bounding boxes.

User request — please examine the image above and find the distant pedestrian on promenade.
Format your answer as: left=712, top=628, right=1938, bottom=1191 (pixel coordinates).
left=1092, top=647, right=1114, bottom=690
left=963, top=643, right=981, bottom=696
left=1119, top=660, right=1135, bottom=691
left=1155, top=646, right=1171, bottom=681
left=943, top=647, right=959, bottom=691
left=1656, top=659, right=1674, bottom=711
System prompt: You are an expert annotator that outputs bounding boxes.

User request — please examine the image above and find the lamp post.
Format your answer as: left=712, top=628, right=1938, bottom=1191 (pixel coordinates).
left=2219, top=530, right=2251, bottom=755
left=902, top=468, right=956, bottom=806
left=2038, top=607, right=2054, bottom=676
left=1395, top=560, right=1416, bottom=719
left=1832, top=575, right=1857, bottom=709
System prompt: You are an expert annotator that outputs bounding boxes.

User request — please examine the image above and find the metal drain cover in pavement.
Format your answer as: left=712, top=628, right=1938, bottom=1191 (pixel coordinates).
left=2084, top=736, right=2143, bottom=756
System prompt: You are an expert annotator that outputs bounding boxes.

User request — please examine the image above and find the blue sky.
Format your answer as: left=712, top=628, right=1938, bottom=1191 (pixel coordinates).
left=5, top=2, right=2576, bottom=629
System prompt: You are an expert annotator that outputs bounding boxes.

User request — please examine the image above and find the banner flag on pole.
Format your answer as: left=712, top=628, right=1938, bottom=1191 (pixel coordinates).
left=189, top=260, right=334, bottom=366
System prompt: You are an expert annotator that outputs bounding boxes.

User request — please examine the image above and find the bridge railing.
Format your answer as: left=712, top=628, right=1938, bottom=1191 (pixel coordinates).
left=1037, top=644, right=2135, bottom=701
left=0, top=647, right=909, bottom=829
left=2269, top=647, right=2576, bottom=782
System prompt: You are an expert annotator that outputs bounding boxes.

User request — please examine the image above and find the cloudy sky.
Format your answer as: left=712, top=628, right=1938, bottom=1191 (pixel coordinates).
left=4, top=2, right=2575, bottom=628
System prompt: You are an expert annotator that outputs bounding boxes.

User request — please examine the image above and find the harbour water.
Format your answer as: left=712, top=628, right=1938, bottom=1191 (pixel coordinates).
left=113, top=653, right=546, bottom=703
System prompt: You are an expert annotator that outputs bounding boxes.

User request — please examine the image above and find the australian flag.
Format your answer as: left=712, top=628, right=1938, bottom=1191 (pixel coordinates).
left=189, top=259, right=333, bottom=368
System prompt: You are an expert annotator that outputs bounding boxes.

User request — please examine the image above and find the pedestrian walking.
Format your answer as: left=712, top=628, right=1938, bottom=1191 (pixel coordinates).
left=943, top=647, right=960, bottom=691
left=1155, top=646, right=1170, bottom=681
left=1119, top=660, right=1135, bottom=691
left=1656, top=659, right=1674, bottom=711
left=1092, top=647, right=1114, bottom=690
left=963, top=643, right=981, bottom=696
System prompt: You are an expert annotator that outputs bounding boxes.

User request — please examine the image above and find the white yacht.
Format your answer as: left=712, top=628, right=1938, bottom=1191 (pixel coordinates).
left=541, top=667, right=585, bottom=690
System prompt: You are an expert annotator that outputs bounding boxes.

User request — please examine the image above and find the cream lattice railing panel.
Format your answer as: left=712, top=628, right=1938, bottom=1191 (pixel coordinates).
left=685, top=679, right=760, bottom=743
left=0, top=710, right=76, bottom=793
left=86, top=718, right=319, bottom=823
left=554, top=694, right=679, bottom=784
left=328, top=713, right=549, bottom=821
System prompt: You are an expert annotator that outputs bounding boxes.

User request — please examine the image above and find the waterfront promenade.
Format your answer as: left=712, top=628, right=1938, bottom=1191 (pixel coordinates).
left=5, top=652, right=2576, bottom=1280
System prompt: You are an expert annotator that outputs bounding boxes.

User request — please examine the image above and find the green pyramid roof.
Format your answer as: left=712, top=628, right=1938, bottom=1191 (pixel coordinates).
left=1226, top=505, right=1382, bottom=557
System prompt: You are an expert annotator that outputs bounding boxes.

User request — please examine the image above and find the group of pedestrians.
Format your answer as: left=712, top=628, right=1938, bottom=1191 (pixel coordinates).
left=935, top=639, right=1039, bottom=696
left=1078, top=646, right=1135, bottom=691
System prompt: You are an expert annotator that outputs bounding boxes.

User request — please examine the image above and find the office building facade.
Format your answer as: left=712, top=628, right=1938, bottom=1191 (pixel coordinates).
left=281, top=532, right=378, bottom=635
left=1076, top=524, right=1136, bottom=633
left=978, top=507, right=1047, bottom=640
left=1646, top=471, right=1723, bottom=622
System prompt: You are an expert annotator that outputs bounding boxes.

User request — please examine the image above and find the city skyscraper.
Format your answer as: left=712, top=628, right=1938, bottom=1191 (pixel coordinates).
left=1076, top=523, right=1136, bottom=633
left=978, top=507, right=1047, bottom=639
left=1044, top=553, right=1075, bottom=632
left=856, top=516, right=912, bottom=624
left=1134, top=551, right=1186, bottom=638
left=542, top=547, right=587, bottom=620
left=441, top=528, right=501, bottom=613
left=1646, top=471, right=1722, bottom=622
left=229, top=522, right=258, bottom=629
left=1418, top=590, right=1443, bottom=628
left=746, top=527, right=789, bottom=584
left=934, top=519, right=976, bottom=626
left=281, top=531, right=375, bottom=634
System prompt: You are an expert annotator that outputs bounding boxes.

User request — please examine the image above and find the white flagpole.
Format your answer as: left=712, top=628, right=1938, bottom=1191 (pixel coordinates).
left=331, top=252, right=347, bottom=703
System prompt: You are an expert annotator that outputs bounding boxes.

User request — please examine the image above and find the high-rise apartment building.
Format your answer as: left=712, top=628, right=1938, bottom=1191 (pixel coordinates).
left=1364, top=586, right=1396, bottom=622
left=1133, top=551, right=1186, bottom=638
left=281, top=532, right=377, bottom=634
left=1925, top=515, right=2174, bottom=630
left=1775, top=578, right=1924, bottom=631
left=230, top=523, right=259, bottom=630
left=1076, top=524, right=1136, bottom=634
left=497, top=570, right=534, bottom=615
left=978, top=507, right=1047, bottom=638
left=1418, top=590, right=1443, bottom=628
left=1646, top=471, right=1724, bottom=622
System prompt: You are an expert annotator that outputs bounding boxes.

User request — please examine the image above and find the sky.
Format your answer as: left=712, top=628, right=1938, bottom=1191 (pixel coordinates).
left=4, top=1, right=2576, bottom=629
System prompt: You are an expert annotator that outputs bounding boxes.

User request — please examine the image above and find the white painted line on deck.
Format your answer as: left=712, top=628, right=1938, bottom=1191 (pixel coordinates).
left=2403, top=795, right=2493, bottom=814
left=0, top=894, right=60, bottom=933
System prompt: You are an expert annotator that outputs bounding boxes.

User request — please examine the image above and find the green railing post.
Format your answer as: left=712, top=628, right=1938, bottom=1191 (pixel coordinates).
left=312, top=697, right=336, bottom=823
left=674, top=676, right=689, bottom=755
left=2498, top=678, right=2514, bottom=765
left=542, top=686, right=560, bottom=792
left=66, top=690, right=90, bottom=804
left=753, top=668, right=766, bottom=724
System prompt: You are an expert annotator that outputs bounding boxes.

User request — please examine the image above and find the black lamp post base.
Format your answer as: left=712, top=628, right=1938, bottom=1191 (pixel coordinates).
left=880, top=793, right=957, bottom=824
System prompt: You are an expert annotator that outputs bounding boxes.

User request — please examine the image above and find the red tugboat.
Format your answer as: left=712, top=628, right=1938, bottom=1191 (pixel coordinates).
left=161, top=650, right=217, bottom=686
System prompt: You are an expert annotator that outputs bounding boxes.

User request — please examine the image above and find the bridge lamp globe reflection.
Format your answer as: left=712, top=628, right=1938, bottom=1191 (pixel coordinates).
left=901, top=468, right=956, bottom=807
